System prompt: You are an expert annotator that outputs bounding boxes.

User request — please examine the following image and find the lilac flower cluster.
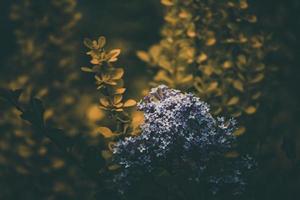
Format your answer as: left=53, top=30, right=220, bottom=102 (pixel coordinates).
left=112, top=85, right=255, bottom=196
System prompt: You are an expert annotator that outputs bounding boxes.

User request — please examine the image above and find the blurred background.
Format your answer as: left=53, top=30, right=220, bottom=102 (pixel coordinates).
left=0, top=0, right=299, bottom=199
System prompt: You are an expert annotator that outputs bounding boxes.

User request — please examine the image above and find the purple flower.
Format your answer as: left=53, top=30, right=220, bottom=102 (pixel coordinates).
left=112, top=85, right=255, bottom=196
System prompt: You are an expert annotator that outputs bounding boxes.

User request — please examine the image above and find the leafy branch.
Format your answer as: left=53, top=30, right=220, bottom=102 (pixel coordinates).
left=82, top=36, right=137, bottom=141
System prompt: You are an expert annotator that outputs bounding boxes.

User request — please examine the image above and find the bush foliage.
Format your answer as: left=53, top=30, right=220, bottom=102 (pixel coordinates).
left=0, top=0, right=299, bottom=200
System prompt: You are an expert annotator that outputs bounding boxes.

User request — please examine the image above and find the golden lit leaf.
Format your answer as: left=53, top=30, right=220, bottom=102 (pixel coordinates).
left=96, top=127, right=115, bottom=138
left=137, top=51, right=150, bottom=62
left=158, top=59, right=172, bottom=73
left=223, top=61, right=233, bottom=69
left=99, top=97, right=110, bottom=107
left=111, top=68, right=124, bottom=80
left=149, top=45, right=161, bottom=60
left=51, top=158, right=65, bottom=169
left=91, top=58, right=100, bottom=65
left=233, top=80, right=244, bottom=92
left=179, top=75, right=193, bottom=85
left=251, top=37, right=263, bottom=48
left=98, top=36, right=106, bottom=48
left=113, top=94, right=123, bottom=104
left=187, top=24, right=196, bottom=38
left=131, top=111, right=145, bottom=130
left=240, top=0, right=248, bottom=9
left=105, top=80, right=117, bottom=85
left=234, top=126, right=246, bottom=136
left=44, top=109, right=54, bottom=120
left=179, top=10, right=190, bottom=19
left=154, top=70, right=174, bottom=85
left=245, top=106, right=257, bottom=115
left=114, top=87, right=126, bottom=94
left=207, top=81, right=218, bottom=92
left=206, top=37, right=216, bottom=46
left=87, top=105, right=104, bottom=122
left=239, top=34, right=248, bottom=43
left=227, top=97, right=240, bottom=106
left=107, top=49, right=121, bottom=62
left=197, top=53, right=208, bottom=63
left=161, top=0, right=174, bottom=6
left=123, top=99, right=137, bottom=107
left=114, top=103, right=124, bottom=108
left=203, top=66, right=213, bottom=76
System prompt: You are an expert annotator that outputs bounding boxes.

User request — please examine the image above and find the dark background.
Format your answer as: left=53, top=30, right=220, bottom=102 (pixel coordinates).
left=0, top=0, right=299, bottom=199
